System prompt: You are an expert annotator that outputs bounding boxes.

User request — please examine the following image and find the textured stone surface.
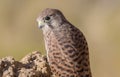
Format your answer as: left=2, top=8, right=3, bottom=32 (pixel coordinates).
left=0, top=51, right=52, bottom=77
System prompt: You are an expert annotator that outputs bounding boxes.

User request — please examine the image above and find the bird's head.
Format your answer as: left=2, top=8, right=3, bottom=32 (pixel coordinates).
left=36, top=8, right=66, bottom=31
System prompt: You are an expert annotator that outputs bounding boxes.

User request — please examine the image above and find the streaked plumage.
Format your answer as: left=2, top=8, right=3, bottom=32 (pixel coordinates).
left=37, top=8, right=92, bottom=77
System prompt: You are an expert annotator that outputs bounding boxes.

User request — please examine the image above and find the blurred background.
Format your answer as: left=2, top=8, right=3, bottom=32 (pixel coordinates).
left=0, top=0, right=120, bottom=77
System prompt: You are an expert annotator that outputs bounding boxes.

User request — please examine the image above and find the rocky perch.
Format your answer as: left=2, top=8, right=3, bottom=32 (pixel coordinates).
left=0, top=51, right=52, bottom=77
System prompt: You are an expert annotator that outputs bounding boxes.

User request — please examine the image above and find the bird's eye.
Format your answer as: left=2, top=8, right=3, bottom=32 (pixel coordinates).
left=45, top=16, right=50, bottom=21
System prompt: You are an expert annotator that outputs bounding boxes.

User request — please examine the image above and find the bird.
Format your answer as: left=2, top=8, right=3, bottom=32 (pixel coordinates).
left=37, top=8, right=92, bottom=77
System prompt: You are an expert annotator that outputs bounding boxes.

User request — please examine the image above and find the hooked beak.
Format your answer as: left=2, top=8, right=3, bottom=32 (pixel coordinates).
left=37, top=20, right=45, bottom=29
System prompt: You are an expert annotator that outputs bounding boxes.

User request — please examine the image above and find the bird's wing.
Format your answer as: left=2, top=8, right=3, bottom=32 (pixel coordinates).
left=56, top=24, right=88, bottom=63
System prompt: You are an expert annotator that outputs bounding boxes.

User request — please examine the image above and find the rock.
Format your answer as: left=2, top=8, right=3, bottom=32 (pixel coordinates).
left=0, top=51, right=52, bottom=77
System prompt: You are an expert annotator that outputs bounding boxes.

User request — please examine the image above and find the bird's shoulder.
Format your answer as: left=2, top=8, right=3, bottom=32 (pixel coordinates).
left=60, top=22, right=87, bottom=48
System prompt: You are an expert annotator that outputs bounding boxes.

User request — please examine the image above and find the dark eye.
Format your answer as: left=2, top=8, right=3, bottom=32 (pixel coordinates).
left=45, top=16, right=50, bottom=20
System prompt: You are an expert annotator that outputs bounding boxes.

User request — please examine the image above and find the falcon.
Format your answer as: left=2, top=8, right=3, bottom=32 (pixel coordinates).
left=37, top=8, right=92, bottom=77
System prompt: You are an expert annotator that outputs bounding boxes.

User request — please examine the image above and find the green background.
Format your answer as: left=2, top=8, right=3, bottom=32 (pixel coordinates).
left=0, top=0, right=120, bottom=77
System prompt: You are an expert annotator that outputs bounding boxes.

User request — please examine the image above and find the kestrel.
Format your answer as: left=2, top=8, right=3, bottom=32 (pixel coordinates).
left=37, top=8, right=92, bottom=77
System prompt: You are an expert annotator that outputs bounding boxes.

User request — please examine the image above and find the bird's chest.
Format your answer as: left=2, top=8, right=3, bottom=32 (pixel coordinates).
left=44, top=32, right=61, bottom=62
